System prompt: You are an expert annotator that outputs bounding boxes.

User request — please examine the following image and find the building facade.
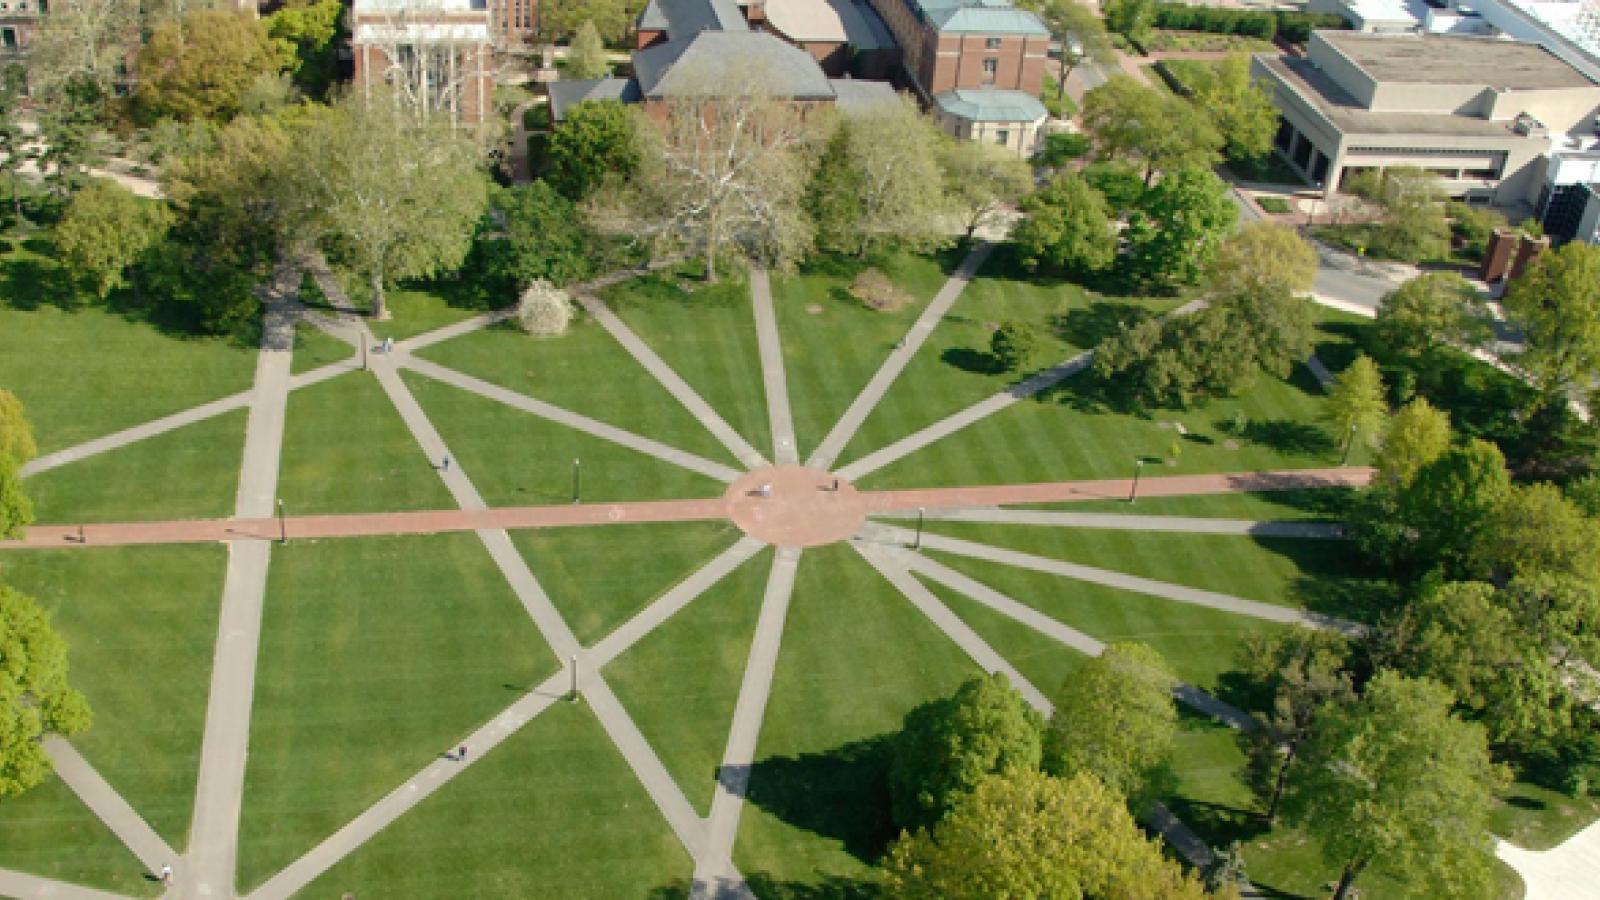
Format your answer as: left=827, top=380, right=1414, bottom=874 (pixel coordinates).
left=350, top=0, right=495, bottom=127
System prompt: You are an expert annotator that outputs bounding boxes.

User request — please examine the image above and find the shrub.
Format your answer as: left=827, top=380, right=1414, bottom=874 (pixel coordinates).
left=1035, top=132, right=1092, bottom=168
left=848, top=268, right=914, bottom=312
left=515, top=279, right=576, bottom=336
left=992, top=321, right=1043, bottom=372
left=1258, top=197, right=1291, bottom=214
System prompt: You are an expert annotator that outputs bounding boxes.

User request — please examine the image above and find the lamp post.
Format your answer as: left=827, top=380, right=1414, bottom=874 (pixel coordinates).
left=1128, top=459, right=1144, bottom=504
left=360, top=332, right=368, bottom=370
left=913, top=507, right=925, bottom=550
left=572, top=458, right=581, bottom=504
left=568, top=653, right=579, bottom=702
left=277, top=498, right=286, bottom=544
left=1340, top=423, right=1358, bottom=466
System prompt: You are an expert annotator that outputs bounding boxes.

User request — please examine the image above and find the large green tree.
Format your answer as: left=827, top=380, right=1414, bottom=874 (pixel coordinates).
left=1391, top=438, right=1511, bottom=576
left=1503, top=241, right=1600, bottom=402
left=1122, top=166, right=1237, bottom=291
left=565, top=20, right=610, bottom=80
left=265, top=0, right=343, bottom=98
left=1375, top=397, right=1450, bottom=488
left=133, top=9, right=284, bottom=123
left=1472, top=482, right=1600, bottom=584
left=1284, top=671, right=1507, bottom=900
left=1206, top=221, right=1317, bottom=300
left=0, top=69, right=27, bottom=221
left=882, top=769, right=1209, bottom=899
left=1326, top=354, right=1387, bottom=460
left=939, top=137, right=1032, bottom=240
left=1375, top=272, right=1491, bottom=362
left=469, top=181, right=592, bottom=291
left=888, top=673, right=1045, bottom=830
left=1043, top=642, right=1177, bottom=801
left=539, top=0, right=639, bottom=43
left=52, top=179, right=172, bottom=300
left=0, top=389, right=34, bottom=540
left=1237, top=629, right=1354, bottom=823
left=296, top=95, right=486, bottom=320
left=1018, top=0, right=1111, bottom=97
left=0, top=584, right=92, bottom=797
left=546, top=99, right=640, bottom=201
left=1189, top=54, right=1278, bottom=167
left=1012, top=173, right=1117, bottom=275
left=810, top=99, right=949, bottom=257
left=36, top=74, right=105, bottom=197
left=1082, top=76, right=1222, bottom=184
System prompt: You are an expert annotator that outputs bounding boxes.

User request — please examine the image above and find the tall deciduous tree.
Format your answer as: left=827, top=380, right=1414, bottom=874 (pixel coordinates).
left=133, top=10, right=284, bottom=123
left=939, top=137, right=1031, bottom=240
left=0, top=68, right=26, bottom=221
left=546, top=99, right=640, bottom=201
left=36, top=74, right=105, bottom=197
left=0, top=389, right=34, bottom=540
left=1082, top=76, right=1222, bottom=183
left=265, top=0, right=344, bottom=98
left=0, top=389, right=36, bottom=466
left=1122, top=166, right=1237, bottom=291
left=1189, top=54, right=1277, bottom=167
left=1376, top=272, right=1491, bottom=362
left=470, top=180, right=592, bottom=291
left=566, top=20, right=610, bottom=80
left=53, top=180, right=172, bottom=299
left=1206, top=221, right=1317, bottom=300
left=1503, top=241, right=1600, bottom=402
left=1019, top=0, right=1111, bottom=97
left=1473, top=482, right=1600, bottom=584
left=1285, top=671, right=1507, bottom=900
left=1012, top=173, right=1116, bottom=275
left=888, top=673, right=1045, bottom=830
left=1375, top=397, right=1450, bottom=488
left=810, top=99, right=949, bottom=257
left=1044, top=642, right=1177, bottom=801
left=1393, top=438, right=1510, bottom=576
left=25, top=0, right=140, bottom=98
left=539, top=0, right=638, bottom=44
left=296, top=94, right=487, bottom=320
left=1326, top=354, right=1387, bottom=457
left=883, top=769, right=1209, bottom=899
left=1237, top=629, right=1354, bottom=823
left=0, top=584, right=91, bottom=796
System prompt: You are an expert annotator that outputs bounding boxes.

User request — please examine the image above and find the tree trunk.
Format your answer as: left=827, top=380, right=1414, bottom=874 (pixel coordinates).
left=1332, top=857, right=1369, bottom=900
left=9, top=169, right=18, bottom=221
left=370, top=270, right=391, bottom=320
left=1266, top=743, right=1296, bottom=824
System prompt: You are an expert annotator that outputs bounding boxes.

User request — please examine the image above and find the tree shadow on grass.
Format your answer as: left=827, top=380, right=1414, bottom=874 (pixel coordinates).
left=744, top=735, right=898, bottom=866
left=648, top=874, right=880, bottom=899
left=1051, top=300, right=1153, bottom=349
left=1239, top=419, right=1336, bottom=457
left=1, top=256, right=77, bottom=311
left=940, top=347, right=1000, bottom=375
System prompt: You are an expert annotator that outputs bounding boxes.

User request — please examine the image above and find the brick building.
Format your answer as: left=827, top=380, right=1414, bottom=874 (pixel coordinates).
left=350, top=0, right=495, bottom=127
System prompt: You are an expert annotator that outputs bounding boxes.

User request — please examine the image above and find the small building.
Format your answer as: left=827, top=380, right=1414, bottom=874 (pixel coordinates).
left=350, top=0, right=495, bottom=127
left=0, top=0, right=42, bottom=64
left=1253, top=30, right=1600, bottom=205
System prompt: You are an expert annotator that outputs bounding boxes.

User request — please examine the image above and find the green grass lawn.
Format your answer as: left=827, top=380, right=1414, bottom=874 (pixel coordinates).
left=22, top=408, right=247, bottom=524
left=0, top=269, right=257, bottom=455
left=857, top=359, right=1364, bottom=490
left=276, top=371, right=456, bottom=515
left=770, top=249, right=957, bottom=459
left=366, top=286, right=485, bottom=343
left=291, top=322, right=354, bottom=375
left=415, top=316, right=742, bottom=467
left=0, top=545, right=226, bottom=849
left=604, top=546, right=772, bottom=814
left=921, top=522, right=1395, bottom=624
left=403, top=372, right=726, bottom=506
left=236, top=533, right=558, bottom=892
left=922, top=550, right=1284, bottom=694
left=0, top=774, right=160, bottom=896
left=603, top=268, right=773, bottom=460
left=1492, top=778, right=1600, bottom=850
left=733, top=544, right=980, bottom=892
left=306, top=700, right=693, bottom=898
left=510, top=520, right=747, bottom=646
left=1042, top=487, right=1354, bottom=521
left=925, top=577, right=1088, bottom=700
left=835, top=246, right=1178, bottom=468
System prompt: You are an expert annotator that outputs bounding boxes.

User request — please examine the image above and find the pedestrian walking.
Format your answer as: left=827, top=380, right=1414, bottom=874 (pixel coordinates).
left=382, top=337, right=394, bottom=354
left=458, top=744, right=468, bottom=761
left=441, top=454, right=451, bottom=472
left=159, top=865, right=173, bottom=885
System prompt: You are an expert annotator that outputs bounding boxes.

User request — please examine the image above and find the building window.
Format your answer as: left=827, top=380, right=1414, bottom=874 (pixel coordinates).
left=981, top=57, right=998, bottom=84
left=1462, top=168, right=1500, bottom=180
left=2, top=28, right=15, bottom=49
left=994, top=129, right=1010, bottom=146
left=985, top=36, right=1001, bottom=49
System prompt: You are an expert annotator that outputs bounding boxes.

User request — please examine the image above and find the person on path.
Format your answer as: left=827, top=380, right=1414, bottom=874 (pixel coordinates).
left=159, top=865, right=173, bottom=884
left=458, top=744, right=468, bottom=761
left=382, top=337, right=394, bottom=354
left=441, top=454, right=451, bottom=472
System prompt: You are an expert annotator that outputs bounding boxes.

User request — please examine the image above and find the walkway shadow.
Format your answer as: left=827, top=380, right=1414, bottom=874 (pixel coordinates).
left=744, top=735, right=897, bottom=865
left=648, top=874, right=880, bottom=899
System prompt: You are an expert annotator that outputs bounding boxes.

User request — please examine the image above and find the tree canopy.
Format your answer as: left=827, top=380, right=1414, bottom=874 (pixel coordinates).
left=1375, top=272, right=1491, bottom=362
left=1375, top=397, right=1450, bottom=488
left=1236, top=629, right=1354, bottom=822
left=1082, top=76, right=1222, bottom=183
left=547, top=99, right=641, bottom=201
left=1206, top=222, right=1317, bottom=300
left=809, top=100, right=950, bottom=258
left=1503, top=240, right=1600, bottom=401
left=1044, top=642, right=1177, bottom=801
left=1013, top=173, right=1116, bottom=275
left=468, top=181, right=593, bottom=293
left=566, top=21, right=611, bottom=80
left=940, top=138, right=1032, bottom=240
left=1326, top=354, right=1387, bottom=455
left=0, top=584, right=91, bottom=798
left=1188, top=54, right=1277, bottom=167
left=264, top=0, right=343, bottom=98
left=133, top=9, right=284, bottom=123
left=53, top=179, right=172, bottom=300
left=1122, top=166, right=1237, bottom=291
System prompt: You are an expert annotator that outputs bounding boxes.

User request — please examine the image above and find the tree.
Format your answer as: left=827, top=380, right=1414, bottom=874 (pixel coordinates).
left=1352, top=167, right=1450, bottom=262
left=1326, top=354, right=1387, bottom=459
left=163, top=110, right=306, bottom=271
left=1189, top=54, right=1277, bottom=167
left=296, top=94, right=487, bottom=320
left=265, top=0, right=343, bottom=98
left=1375, top=272, right=1491, bottom=361
left=1236, top=629, right=1354, bottom=823
left=1393, top=439, right=1510, bottom=576
left=1472, top=482, right=1600, bottom=585
left=1020, top=0, right=1111, bottom=97
left=1102, top=0, right=1157, bottom=41
left=36, top=74, right=106, bottom=197
left=1206, top=221, right=1317, bottom=300
left=538, top=0, right=637, bottom=44
left=1503, top=241, right=1600, bottom=401
left=133, top=10, right=284, bottom=123
left=546, top=100, right=640, bottom=201
left=1081, top=76, right=1222, bottom=183
left=1122, top=167, right=1238, bottom=291
left=939, top=138, right=1032, bottom=240
left=809, top=99, right=948, bottom=257
left=470, top=181, right=592, bottom=292
left=888, top=673, right=1045, bottom=830
left=0, top=70, right=27, bottom=221
left=1284, top=671, right=1507, bottom=900
left=0, top=584, right=91, bottom=797
left=52, top=180, right=172, bottom=300
left=566, top=20, right=610, bottom=80
left=0, top=389, right=32, bottom=540
left=882, top=769, right=1209, bottom=899
left=515, top=280, right=576, bottom=336
left=25, top=0, right=139, bottom=98
left=0, top=389, right=36, bottom=467
left=991, top=321, right=1042, bottom=372
left=1375, top=397, right=1450, bottom=488
left=620, top=68, right=820, bottom=282
left=1043, top=642, right=1177, bottom=801
left=1012, top=173, right=1117, bottom=275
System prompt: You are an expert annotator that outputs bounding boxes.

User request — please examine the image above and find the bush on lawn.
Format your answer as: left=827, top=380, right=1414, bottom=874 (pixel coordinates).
left=516, top=279, right=575, bottom=336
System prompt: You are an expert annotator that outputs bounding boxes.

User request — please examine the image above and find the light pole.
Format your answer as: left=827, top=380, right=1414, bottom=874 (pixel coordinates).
left=1128, top=459, right=1144, bottom=503
left=913, top=507, right=925, bottom=550
left=572, top=458, right=581, bottom=504
left=1340, top=423, right=1358, bottom=466
left=568, top=653, right=579, bottom=702
left=360, top=332, right=368, bottom=370
left=277, top=498, right=286, bottom=544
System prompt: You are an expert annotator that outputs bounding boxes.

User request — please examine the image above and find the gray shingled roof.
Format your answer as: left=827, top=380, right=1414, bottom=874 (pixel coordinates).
left=635, top=0, right=747, bottom=38
left=933, top=87, right=1046, bottom=122
left=547, top=78, right=642, bottom=121
left=829, top=79, right=901, bottom=115
left=915, top=0, right=1049, bottom=35
left=634, top=31, right=835, bottom=99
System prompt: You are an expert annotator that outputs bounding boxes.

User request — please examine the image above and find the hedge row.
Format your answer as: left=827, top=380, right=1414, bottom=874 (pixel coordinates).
left=1150, top=3, right=1348, bottom=43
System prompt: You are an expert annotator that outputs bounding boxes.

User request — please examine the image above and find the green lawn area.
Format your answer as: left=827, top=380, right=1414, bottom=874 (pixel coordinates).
left=365, top=285, right=485, bottom=343
left=291, top=322, right=354, bottom=375
left=603, top=267, right=773, bottom=460
left=836, top=245, right=1178, bottom=468
left=415, top=316, right=742, bottom=467
left=733, top=544, right=980, bottom=892
left=922, top=551, right=1283, bottom=694
left=0, top=258, right=257, bottom=455
left=0, top=545, right=226, bottom=849
left=605, top=546, right=772, bottom=814
left=306, top=701, right=692, bottom=898
left=0, top=774, right=159, bottom=896
left=403, top=372, right=726, bottom=506
left=1040, top=487, right=1354, bottom=521
left=22, top=408, right=247, bottom=524
left=236, top=533, right=558, bottom=892
left=921, top=522, right=1395, bottom=624
left=510, top=520, right=747, bottom=646
left=1492, top=777, right=1600, bottom=850
left=857, top=358, right=1364, bottom=490
left=276, top=371, right=456, bottom=515
left=925, top=577, right=1088, bottom=700
left=770, top=249, right=957, bottom=459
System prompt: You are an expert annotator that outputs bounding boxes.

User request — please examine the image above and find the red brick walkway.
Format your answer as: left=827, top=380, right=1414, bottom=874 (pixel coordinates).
left=2, top=467, right=1372, bottom=550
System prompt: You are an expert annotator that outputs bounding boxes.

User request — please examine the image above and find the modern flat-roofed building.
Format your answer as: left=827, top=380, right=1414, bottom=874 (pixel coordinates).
left=1253, top=30, right=1600, bottom=205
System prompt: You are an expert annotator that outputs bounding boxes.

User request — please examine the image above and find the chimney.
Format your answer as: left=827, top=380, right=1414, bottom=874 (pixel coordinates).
left=1481, top=227, right=1517, bottom=282
left=1508, top=233, right=1551, bottom=281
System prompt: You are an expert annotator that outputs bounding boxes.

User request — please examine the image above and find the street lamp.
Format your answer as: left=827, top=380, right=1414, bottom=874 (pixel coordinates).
left=277, top=498, right=286, bottom=544
left=572, top=458, right=581, bottom=504
left=568, top=653, right=579, bottom=702
left=1128, top=459, right=1145, bottom=504
left=913, top=507, right=926, bottom=550
left=1340, top=423, right=1358, bottom=466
